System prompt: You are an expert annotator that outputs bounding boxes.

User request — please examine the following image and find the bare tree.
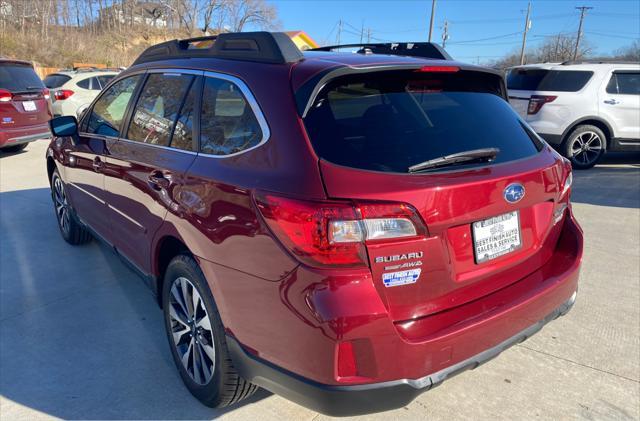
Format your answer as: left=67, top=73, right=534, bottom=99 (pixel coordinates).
left=225, top=0, right=278, bottom=32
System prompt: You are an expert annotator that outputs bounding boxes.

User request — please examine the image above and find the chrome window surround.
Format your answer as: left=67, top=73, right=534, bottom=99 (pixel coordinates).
left=81, top=68, right=271, bottom=159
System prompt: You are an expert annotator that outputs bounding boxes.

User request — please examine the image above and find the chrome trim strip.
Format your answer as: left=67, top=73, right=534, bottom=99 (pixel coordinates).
left=7, top=132, right=51, bottom=143
left=108, top=204, right=147, bottom=232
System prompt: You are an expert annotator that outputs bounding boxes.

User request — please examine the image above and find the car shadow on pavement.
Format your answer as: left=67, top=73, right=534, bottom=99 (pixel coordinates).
left=570, top=153, right=640, bottom=209
left=0, top=188, right=271, bottom=420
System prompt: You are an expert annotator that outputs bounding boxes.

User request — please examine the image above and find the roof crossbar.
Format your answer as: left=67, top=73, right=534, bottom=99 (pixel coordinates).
left=132, top=31, right=304, bottom=66
left=309, top=42, right=452, bottom=60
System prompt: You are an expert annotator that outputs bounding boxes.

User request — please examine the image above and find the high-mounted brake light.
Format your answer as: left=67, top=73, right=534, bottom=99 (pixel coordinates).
left=54, top=89, right=74, bottom=100
left=0, top=89, right=12, bottom=102
left=527, top=95, right=556, bottom=115
left=254, top=193, right=427, bottom=268
left=415, top=65, right=460, bottom=73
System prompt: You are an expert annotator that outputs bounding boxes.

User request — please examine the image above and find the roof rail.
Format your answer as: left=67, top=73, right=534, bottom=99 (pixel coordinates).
left=309, top=42, right=452, bottom=60
left=131, top=31, right=304, bottom=66
left=561, top=59, right=640, bottom=65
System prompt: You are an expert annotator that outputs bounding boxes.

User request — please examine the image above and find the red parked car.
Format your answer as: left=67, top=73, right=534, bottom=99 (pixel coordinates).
left=0, top=59, right=52, bottom=152
left=46, top=33, right=582, bottom=416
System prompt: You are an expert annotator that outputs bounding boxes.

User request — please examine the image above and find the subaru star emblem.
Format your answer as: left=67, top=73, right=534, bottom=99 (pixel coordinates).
left=504, top=183, right=525, bottom=204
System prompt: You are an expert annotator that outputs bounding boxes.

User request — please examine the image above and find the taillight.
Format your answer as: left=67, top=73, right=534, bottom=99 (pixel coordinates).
left=43, top=88, right=50, bottom=100
left=54, top=89, right=74, bottom=100
left=527, top=95, right=557, bottom=114
left=254, top=193, right=427, bottom=268
left=0, top=89, right=12, bottom=102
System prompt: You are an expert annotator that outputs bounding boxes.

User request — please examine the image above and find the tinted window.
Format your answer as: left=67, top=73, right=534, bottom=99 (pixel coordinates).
left=304, top=71, right=541, bottom=173
left=171, top=80, right=197, bottom=151
left=607, top=72, right=640, bottom=95
left=200, top=77, right=263, bottom=155
left=507, top=68, right=548, bottom=90
left=76, top=77, right=91, bottom=89
left=87, top=75, right=141, bottom=137
left=97, top=75, right=115, bottom=89
left=537, top=70, right=593, bottom=92
left=127, top=73, right=194, bottom=147
left=0, top=63, right=44, bottom=91
left=43, top=73, right=71, bottom=89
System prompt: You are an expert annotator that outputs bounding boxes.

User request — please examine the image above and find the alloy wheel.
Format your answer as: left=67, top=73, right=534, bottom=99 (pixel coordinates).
left=570, top=131, right=603, bottom=166
left=52, top=176, right=71, bottom=236
left=168, top=276, right=216, bottom=385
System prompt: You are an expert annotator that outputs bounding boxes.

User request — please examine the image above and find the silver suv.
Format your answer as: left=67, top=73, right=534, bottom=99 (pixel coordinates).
left=43, top=69, right=119, bottom=118
left=507, top=61, right=639, bottom=169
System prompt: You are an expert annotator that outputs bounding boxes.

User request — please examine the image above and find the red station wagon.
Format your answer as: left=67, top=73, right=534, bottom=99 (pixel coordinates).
left=46, top=33, right=583, bottom=416
left=0, top=59, right=52, bottom=152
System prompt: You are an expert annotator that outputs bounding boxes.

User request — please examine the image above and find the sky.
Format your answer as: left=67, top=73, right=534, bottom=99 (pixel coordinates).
left=272, top=0, right=640, bottom=63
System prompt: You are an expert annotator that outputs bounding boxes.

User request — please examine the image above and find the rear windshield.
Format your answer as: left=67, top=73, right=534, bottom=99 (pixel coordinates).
left=0, top=63, right=44, bottom=92
left=304, top=70, right=542, bottom=173
left=507, top=68, right=593, bottom=92
left=43, top=74, right=72, bottom=88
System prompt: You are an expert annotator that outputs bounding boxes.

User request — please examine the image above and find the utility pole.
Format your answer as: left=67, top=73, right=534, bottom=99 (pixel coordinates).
left=573, top=6, right=593, bottom=60
left=519, top=2, right=531, bottom=65
left=336, top=19, right=342, bottom=45
left=441, top=20, right=449, bottom=48
left=428, top=0, right=437, bottom=42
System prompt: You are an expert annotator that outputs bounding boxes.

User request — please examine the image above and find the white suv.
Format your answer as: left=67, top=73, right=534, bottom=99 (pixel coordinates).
left=43, top=70, right=119, bottom=118
left=507, top=61, right=640, bottom=168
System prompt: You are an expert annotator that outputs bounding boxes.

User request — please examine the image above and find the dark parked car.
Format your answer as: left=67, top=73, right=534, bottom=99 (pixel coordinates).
left=46, top=33, right=583, bottom=416
left=0, top=59, right=52, bottom=152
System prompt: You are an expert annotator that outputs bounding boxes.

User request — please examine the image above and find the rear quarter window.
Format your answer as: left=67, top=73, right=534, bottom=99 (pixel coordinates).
left=43, top=74, right=71, bottom=89
left=537, top=70, right=593, bottom=92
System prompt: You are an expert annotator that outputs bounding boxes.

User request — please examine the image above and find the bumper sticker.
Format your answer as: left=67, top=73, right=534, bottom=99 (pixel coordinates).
left=382, top=268, right=421, bottom=288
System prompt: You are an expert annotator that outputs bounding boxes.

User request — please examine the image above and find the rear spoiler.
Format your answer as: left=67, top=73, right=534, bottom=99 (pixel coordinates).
left=309, top=42, right=452, bottom=61
left=295, top=64, right=507, bottom=118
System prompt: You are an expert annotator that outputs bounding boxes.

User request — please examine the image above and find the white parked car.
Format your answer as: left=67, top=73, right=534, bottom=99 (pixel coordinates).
left=43, top=70, right=118, bottom=118
left=507, top=61, right=640, bottom=168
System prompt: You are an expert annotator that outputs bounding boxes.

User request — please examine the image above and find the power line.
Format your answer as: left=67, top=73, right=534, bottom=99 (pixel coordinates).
left=447, top=31, right=522, bottom=45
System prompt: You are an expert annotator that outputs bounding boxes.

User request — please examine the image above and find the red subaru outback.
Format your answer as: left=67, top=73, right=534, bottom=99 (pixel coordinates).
left=46, top=33, right=582, bottom=416
left=0, top=59, right=52, bottom=152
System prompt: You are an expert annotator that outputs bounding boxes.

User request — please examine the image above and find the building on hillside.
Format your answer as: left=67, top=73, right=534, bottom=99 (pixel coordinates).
left=285, top=31, right=319, bottom=50
left=99, top=1, right=169, bottom=28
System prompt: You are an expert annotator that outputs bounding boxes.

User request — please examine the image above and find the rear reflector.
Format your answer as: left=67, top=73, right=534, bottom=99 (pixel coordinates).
left=337, top=341, right=358, bottom=378
left=54, top=89, right=74, bottom=100
left=415, top=65, right=460, bottom=73
left=527, top=95, right=557, bottom=114
left=0, top=89, right=12, bottom=102
left=255, top=193, right=427, bottom=268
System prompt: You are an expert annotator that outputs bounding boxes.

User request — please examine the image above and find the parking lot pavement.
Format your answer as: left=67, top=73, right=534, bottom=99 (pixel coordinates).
left=1, top=140, right=639, bottom=421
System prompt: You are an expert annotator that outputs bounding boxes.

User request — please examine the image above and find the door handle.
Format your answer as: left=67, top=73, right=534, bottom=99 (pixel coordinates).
left=148, top=171, right=171, bottom=190
left=92, top=157, right=104, bottom=172
left=603, top=99, right=620, bottom=105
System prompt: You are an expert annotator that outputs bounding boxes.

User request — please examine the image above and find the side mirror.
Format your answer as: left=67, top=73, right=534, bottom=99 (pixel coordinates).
left=49, top=115, right=78, bottom=137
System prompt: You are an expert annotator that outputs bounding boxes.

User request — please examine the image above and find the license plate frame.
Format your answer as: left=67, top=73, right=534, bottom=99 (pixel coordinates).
left=472, top=211, right=522, bottom=264
left=22, top=101, right=37, bottom=112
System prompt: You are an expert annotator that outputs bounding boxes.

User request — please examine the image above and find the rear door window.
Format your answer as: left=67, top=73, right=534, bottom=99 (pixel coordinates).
left=304, top=70, right=542, bottom=173
left=126, top=73, right=194, bottom=147
left=537, top=70, right=593, bottom=92
left=0, top=63, right=44, bottom=92
left=86, top=75, right=141, bottom=137
left=606, top=72, right=640, bottom=95
left=43, top=73, right=71, bottom=89
left=199, top=77, right=264, bottom=156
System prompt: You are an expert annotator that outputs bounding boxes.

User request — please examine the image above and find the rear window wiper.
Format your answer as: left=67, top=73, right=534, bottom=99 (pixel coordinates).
left=408, top=148, right=500, bottom=173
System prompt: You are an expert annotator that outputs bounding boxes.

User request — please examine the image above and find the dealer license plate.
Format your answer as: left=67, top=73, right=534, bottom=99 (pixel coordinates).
left=472, top=211, right=522, bottom=263
left=23, top=101, right=37, bottom=112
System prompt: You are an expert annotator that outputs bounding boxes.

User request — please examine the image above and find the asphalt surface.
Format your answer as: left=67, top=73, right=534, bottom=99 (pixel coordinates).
left=1, top=140, right=639, bottom=421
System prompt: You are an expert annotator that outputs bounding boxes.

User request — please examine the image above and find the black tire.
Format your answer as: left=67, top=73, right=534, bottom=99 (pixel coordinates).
left=1, top=143, right=27, bottom=153
left=50, top=169, right=92, bottom=245
left=162, top=254, right=257, bottom=408
left=562, top=125, right=606, bottom=170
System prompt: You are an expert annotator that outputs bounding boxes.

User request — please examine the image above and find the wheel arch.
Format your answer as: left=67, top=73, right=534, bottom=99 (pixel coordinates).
left=561, top=116, right=614, bottom=149
left=46, top=156, right=57, bottom=186
left=153, top=234, right=192, bottom=308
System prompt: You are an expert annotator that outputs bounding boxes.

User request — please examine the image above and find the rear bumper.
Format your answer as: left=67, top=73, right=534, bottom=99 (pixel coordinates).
left=228, top=292, right=576, bottom=416
left=222, top=212, right=583, bottom=416
left=0, top=123, right=51, bottom=148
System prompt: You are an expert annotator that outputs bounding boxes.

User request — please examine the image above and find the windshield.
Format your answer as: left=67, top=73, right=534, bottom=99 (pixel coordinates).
left=0, top=63, right=44, bottom=92
left=304, top=70, right=542, bottom=173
